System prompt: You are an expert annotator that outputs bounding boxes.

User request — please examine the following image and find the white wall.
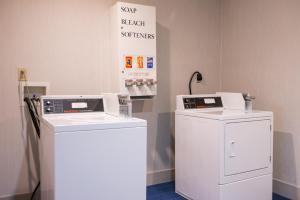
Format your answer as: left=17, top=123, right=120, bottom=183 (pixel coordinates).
left=220, top=0, right=300, bottom=199
left=3, top=0, right=300, bottom=199
left=0, top=0, right=221, bottom=197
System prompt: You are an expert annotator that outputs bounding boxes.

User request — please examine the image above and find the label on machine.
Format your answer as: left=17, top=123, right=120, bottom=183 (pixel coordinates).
left=183, top=97, right=223, bottom=109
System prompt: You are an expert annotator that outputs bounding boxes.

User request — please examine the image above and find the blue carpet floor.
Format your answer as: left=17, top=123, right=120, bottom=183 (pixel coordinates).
left=147, top=182, right=289, bottom=200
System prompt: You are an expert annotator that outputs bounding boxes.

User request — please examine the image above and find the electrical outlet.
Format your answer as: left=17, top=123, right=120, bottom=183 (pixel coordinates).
left=18, top=68, right=28, bottom=81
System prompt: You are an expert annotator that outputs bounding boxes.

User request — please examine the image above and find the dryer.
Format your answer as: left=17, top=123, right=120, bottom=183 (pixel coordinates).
left=175, top=93, right=273, bottom=200
left=40, top=95, right=147, bottom=200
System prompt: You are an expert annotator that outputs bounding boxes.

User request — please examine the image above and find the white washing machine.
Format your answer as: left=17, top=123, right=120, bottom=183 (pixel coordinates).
left=40, top=95, right=147, bottom=200
left=175, top=93, right=273, bottom=200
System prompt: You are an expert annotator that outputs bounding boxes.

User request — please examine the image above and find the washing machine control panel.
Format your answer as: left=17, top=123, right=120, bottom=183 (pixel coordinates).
left=183, top=96, right=223, bottom=109
left=43, top=98, right=104, bottom=114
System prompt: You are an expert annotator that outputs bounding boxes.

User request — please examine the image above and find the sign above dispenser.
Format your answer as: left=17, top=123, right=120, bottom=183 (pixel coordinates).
left=111, top=2, right=157, bottom=99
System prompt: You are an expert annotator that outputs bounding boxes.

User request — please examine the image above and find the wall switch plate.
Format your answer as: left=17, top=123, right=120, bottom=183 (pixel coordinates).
left=18, top=68, right=28, bottom=81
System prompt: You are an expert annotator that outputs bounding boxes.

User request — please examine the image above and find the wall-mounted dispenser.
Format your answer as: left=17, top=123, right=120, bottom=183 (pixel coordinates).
left=109, top=2, right=157, bottom=100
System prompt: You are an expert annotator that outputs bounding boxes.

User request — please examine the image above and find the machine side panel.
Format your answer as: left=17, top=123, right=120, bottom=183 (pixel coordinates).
left=175, top=114, right=221, bottom=200
left=40, top=123, right=55, bottom=200
left=54, top=127, right=147, bottom=200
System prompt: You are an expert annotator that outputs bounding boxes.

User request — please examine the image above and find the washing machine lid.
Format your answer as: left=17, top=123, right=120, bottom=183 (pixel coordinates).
left=42, top=113, right=146, bottom=133
left=176, top=109, right=273, bottom=120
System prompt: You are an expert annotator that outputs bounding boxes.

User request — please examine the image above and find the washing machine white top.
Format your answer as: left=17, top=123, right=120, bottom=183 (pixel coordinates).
left=42, top=113, right=146, bottom=133
left=40, top=95, right=146, bottom=133
left=176, top=108, right=272, bottom=120
left=176, top=93, right=273, bottom=120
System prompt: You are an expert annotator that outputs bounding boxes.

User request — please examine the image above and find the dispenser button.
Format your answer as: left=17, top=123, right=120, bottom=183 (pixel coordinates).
left=136, top=79, right=144, bottom=86
left=125, top=79, right=135, bottom=87
left=145, top=79, right=154, bottom=86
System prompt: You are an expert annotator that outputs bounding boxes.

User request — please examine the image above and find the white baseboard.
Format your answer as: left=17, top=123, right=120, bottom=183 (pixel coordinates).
left=0, top=193, right=30, bottom=200
left=273, top=178, right=300, bottom=200
left=147, top=168, right=175, bottom=186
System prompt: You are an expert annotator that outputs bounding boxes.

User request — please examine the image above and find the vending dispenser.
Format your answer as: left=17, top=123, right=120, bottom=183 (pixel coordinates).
left=110, top=2, right=157, bottom=99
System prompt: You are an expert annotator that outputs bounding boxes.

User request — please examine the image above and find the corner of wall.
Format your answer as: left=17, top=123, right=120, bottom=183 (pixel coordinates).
left=218, top=0, right=224, bottom=92
left=273, top=178, right=300, bottom=200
